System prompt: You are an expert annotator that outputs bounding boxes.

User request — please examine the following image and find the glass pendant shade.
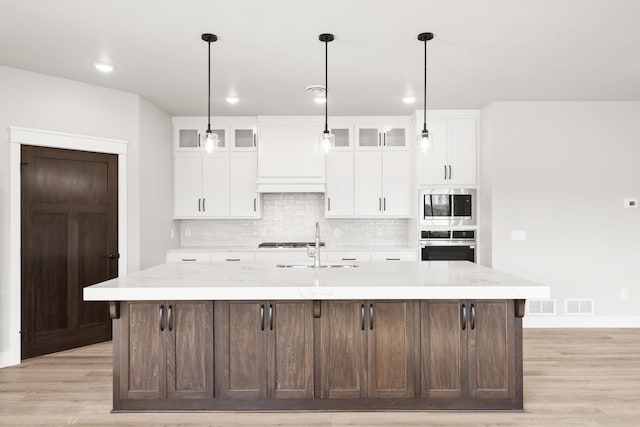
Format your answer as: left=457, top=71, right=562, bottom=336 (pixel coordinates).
left=204, top=129, right=219, bottom=154
left=420, top=129, right=430, bottom=153
left=321, top=130, right=335, bottom=154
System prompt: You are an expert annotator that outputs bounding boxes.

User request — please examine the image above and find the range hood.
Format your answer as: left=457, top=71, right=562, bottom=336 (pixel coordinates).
left=257, top=178, right=326, bottom=193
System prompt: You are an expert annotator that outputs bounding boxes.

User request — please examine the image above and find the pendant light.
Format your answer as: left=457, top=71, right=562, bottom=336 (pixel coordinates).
left=202, top=33, right=219, bottom=154
left=418, top=32, right=434, bottom=153
left=319, top=33, right=335, bottom=153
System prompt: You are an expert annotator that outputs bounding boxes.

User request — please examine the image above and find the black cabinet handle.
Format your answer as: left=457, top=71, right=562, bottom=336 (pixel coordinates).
left=342, top=258, right=356, bottom=261
left=202, top=198, right=206, bottom=212
left=386, top=258, right=401, bottom=261
left=383, top=133, right=386, bottom=146
left=327, top=197, right=331, bottom=211
left=198, top=198, right=201, bottom=212
left=383, top=197, right=386, bottom=211
left=181, top=258, right=196, bottom=262
left=260, top=304, right=265, bottom=331
left=444, top=165, right=447, bottom=180
left=470, top=304, right=476, bottom=330
left=269, top=304, right=273, bottom=331
left=253, top=198, right=257, bottom=212
left=379, top=197, right=382, bottom=211
left=369, top=304, right=374, bottom=330
left=449, top=165, right=452, bottom=180
left=225, top=258, right=240, bottom=262
left=361, top=304, right=365, bottom=331
left=461, top=304, right=467, bottom=330
left=159, top=305, right=165, bottom=331
left=167, top=305, right=173, bottom=331
left=253, top=133, right=257, bottom=147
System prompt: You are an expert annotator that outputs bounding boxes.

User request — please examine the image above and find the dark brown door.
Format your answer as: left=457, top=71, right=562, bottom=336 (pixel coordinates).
left=420, top=300, right=468, bottom=399
left=215, top=301, right=267, bottom=398
left=21, top=145, right=117, bottom=359
left=119, top=302, right=166, bottom=400
left=367, top=300, right=415, bottom=398
left=468, top=300, right=516, bottom=399
left=320, top=301, right=367, bottom=399
left=166, top=302, right=214, bottom=400
left=267, top=301, right=314, bottom=399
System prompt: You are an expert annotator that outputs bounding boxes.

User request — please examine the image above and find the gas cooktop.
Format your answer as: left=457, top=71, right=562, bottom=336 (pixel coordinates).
left=257, top=242, right=326, bottom=249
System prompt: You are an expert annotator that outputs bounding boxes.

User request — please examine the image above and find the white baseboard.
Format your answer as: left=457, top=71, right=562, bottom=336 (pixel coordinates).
left=524, top=316, right=640, bottom=328
left=0, top=351, right=20, bottom=369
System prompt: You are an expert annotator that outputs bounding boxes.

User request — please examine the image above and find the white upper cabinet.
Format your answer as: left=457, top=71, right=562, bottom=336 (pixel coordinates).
left=325, top=151, right=354, bottom=217
left=229, top=152, right=259, bottom=217
left=418, top=116, right=477, bottom=186
left=173, top=117, right=261, bottom=219
left=174, top=152, right=202, bottom=217
left=381, top=151, right=411, bottom=216
left=354, top=152, right=383, bottom=216
left=355, top=123, right=410, bottom=150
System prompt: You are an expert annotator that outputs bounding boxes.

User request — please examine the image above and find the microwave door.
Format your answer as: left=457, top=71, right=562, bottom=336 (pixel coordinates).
left=429, top=194, right=452, bottom=217
left=452, top=194, right=472, bottom=217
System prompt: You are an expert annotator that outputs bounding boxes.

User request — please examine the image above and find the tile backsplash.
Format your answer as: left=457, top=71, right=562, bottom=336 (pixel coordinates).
left=179, top=193, right=409, bottom=247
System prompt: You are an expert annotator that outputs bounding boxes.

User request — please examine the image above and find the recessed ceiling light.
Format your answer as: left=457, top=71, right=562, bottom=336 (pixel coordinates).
left=306, top=85, right=326, bottom=104
left=93, top=62, right=114, bottom=73
left=402, top=96, right=416, bottom=104
left=225, top=96, right=239, bottom=104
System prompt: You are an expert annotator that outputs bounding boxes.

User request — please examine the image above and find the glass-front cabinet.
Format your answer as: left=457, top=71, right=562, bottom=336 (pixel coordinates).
left=175, top=125, right=227, bottom=151
left=355, top=124, right=409, bottom=150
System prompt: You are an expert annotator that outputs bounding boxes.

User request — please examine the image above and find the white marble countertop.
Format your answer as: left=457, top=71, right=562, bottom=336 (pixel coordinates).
left=83, top=261, right=550, bottom=301
left=167, top=246, right=415, bottom=253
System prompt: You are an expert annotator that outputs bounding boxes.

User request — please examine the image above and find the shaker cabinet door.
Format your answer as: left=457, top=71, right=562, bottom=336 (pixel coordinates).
left=320, top=301, right=367, bottom=399
left=367, top=300, right=415, bottom=398
left=166, top=302, right=214, bottom=400
left=420, top=300, right=468, bottom=399
left=268, top=301, right=315, bottom=399
left=215, top=301, right=268, bottom=399
left=173, top=152, right=202, bottom=218
left=119, top=302, right=166, bottom=400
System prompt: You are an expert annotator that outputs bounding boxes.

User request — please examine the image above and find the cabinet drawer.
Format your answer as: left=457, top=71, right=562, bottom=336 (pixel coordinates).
left=165, top=252, right=211, bottom=263
left=325, top=252, right=371, bottom=262
left=370, top=251, right=416, bottom=262
left=210, top=252, right=255, bottom=262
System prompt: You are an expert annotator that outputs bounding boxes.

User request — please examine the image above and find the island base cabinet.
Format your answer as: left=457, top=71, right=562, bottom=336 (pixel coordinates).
left=112, top=299, right=522, bottom=411
left=115, top=301, right=214, bottom=407
left=320, top=300, right=416, bottom=399
left=214, top=300, right=314, bottom=400
left=420, top=300, right=520, bottom=408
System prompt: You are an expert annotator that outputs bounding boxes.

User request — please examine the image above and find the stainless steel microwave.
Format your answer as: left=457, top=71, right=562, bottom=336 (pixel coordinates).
left=420, top=189, right=476, bottom=226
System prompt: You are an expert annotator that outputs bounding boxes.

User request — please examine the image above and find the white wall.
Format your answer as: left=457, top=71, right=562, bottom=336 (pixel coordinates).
left=480, top=102, right=640, bottom=326
left=0, top=65, right=173, bottom=367
left=139, top=97, right=177, bottom=268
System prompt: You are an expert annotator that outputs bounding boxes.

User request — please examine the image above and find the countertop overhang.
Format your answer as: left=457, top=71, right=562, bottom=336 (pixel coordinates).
left=83, top=261, right=550, bottom=301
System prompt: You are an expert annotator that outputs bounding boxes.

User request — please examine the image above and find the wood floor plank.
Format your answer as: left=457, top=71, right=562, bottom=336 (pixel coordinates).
left=0, top=329, right=639, bottom=426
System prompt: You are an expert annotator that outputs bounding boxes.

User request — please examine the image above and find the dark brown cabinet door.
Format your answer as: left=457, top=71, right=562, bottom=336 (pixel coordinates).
left=215, top=301, right=267, bottom=398
left=367, top=301, right=415, bottom=398
left=21, top=145, right=117, bottom=359
left=468, top=300, right=516, bottom=399
left=420, top=300, right=468, bottom=399
left=267, top=301, right=314, bottom=399
left=166, top=302, right=214, bottom=400
left=119, top=302, right=166, bottom=400
left=320, top=301, right=367, bottom=399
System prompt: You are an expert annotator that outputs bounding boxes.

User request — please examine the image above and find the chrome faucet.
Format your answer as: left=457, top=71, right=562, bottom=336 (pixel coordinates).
left=307, top=221, right=322, bottom=268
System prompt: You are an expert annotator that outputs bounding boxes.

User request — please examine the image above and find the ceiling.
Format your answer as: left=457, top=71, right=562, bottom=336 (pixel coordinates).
left=1, top=0, right=639, bottom=116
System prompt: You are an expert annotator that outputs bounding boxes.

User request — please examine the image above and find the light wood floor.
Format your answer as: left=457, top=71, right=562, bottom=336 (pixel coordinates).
left=1, top=329, right=639, bottom=426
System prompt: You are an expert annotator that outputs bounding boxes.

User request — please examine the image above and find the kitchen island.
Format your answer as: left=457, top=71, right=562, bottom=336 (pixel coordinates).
left=84, top=261, right=549, bottom=412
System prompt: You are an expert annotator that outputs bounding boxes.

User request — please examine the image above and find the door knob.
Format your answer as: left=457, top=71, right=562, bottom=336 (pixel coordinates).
left=107, top=253, right=120, bottom=260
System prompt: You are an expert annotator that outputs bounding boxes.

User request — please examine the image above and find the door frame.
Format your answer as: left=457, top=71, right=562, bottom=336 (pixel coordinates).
left=7, top=126, right=128, bottom=366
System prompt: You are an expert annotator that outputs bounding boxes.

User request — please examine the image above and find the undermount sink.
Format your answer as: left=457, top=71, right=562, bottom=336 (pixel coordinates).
left=276, top=264, right=359, bottom=269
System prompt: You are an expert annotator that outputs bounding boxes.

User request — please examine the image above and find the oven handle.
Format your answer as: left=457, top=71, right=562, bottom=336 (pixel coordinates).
left=420, top=241, right=476, bottom=248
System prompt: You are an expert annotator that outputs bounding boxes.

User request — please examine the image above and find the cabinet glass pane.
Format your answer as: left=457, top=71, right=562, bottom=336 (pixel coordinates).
left=385, top=128, right=406, bottom=147
left=331, top=129, right=350, bottom=147
left=179, top=129, right=199, bottom=148
left=358, top=128, right=379, bottom=147
left=234, top=129, right=255, bottom=148
left=213, top=129, right=225, bottom=149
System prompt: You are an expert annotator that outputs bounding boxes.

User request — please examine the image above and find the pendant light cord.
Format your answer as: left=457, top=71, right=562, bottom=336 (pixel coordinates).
left=423, top=37, right=427, bottom=133
left=324, top=39, right=328, bottom=133
left=207, top=39, right=212, bottom=132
